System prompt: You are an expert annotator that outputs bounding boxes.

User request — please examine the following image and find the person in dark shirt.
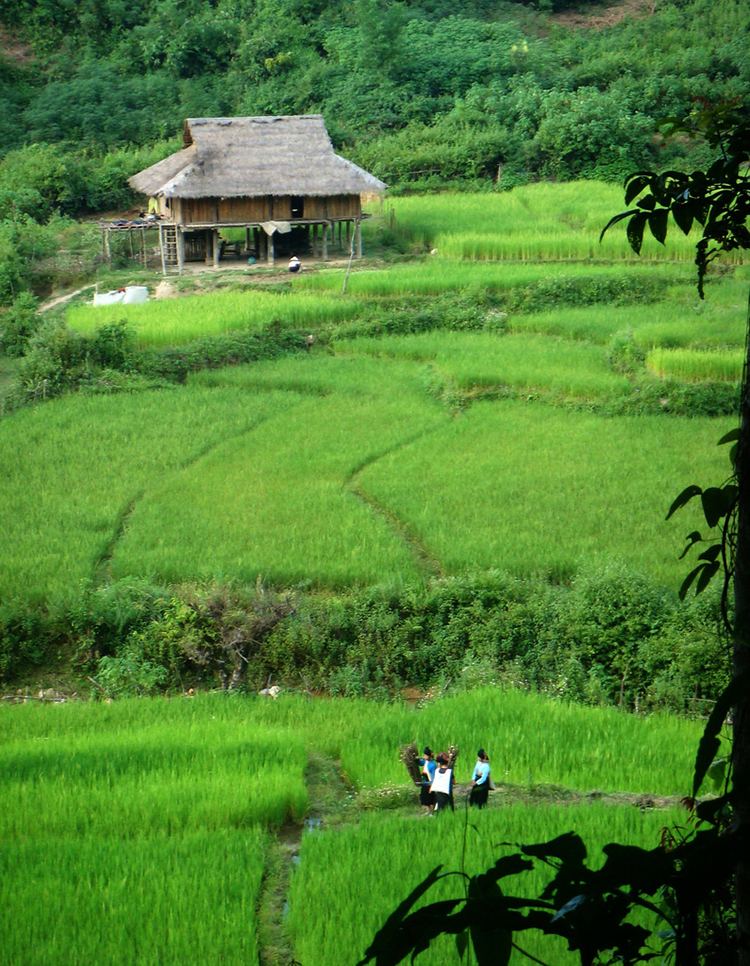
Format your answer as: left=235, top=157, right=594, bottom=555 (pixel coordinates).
left=469, top=749, right=491, bottom=809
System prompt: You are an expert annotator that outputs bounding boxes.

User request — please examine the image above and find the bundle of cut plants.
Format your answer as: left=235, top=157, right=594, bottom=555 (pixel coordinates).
left=400, top=742, right=422, bottom=785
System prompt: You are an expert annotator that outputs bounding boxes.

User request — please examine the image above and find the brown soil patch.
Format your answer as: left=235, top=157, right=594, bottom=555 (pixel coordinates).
left=551, top=0, right=653, bottom=30
left=0, top=25, right=35, bottom=66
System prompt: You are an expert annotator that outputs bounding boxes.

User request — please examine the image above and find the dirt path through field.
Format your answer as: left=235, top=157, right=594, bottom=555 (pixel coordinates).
left=39, top=284, right=96, bottom=313
left=258, top=753, right=351, bottom=966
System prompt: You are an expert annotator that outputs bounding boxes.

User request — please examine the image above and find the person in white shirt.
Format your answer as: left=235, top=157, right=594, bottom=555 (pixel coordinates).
left=430, top=753, right=454, bottom=813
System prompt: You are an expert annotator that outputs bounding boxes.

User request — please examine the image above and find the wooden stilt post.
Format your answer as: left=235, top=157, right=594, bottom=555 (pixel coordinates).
left=205, top=230, right=212, bottom=265
left=159, top=225, right=167, bottom=276
left=268, top=231, right=275, bottom=266
left=356, top=220, right=362, bottom=259
left=323, top=224, right=328, bottom=262
left=313, top=224, right=318, bottom=257
left=245, top=227, right=251, bottom=253
left=176, top=229, right=185, bottom=275
left=346, top=221, right=351, bottom=252
left=213, top=230, right=220, bottom=268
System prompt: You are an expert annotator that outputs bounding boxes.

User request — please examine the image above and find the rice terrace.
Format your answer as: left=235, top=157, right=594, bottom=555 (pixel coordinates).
left=1, top=167, right=747, bottom=964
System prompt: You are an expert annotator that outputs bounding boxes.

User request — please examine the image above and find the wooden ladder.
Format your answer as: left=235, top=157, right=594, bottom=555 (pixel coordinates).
left=159, top=224, right=178, bottom=273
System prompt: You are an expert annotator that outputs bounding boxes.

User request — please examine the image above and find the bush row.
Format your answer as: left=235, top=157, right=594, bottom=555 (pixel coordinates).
left=0, top=568, right=728, bottom=715
left=1, top=317, right=309, bottom=410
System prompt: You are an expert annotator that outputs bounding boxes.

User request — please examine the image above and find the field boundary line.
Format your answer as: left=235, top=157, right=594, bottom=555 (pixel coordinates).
left=92, top=490, right=143, bottom=584
left=344, top=424, right=447, bottom=578
left=350, top=483, right=445, bottom=579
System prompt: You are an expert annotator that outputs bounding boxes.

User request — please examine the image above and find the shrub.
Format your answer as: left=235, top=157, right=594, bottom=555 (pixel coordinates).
left=0, top=292, right=40, bottom=357
left=504, top=274, right=667, bottom=314
left=608, top=329, right=646, bottom=375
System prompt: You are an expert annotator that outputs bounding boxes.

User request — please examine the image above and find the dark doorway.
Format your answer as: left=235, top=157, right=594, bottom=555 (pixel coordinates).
left=290, top=196, right=304, bottom=219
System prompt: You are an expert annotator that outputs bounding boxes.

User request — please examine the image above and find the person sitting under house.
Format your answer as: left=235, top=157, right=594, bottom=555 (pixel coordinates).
left=288, top=255, right=301, bottom=273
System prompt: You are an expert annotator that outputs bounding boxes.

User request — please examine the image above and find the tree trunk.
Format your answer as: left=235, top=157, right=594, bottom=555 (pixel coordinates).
left=735, top=294, right=750, bottom=965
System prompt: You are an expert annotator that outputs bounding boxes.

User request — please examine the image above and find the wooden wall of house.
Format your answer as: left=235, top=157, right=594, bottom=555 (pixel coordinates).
left=272, top=196, right=292, bottom=219
left=182, top=197, right=220, bottom=224
left=218, top=197, right=272, bottom=222
left=327, top=194, right=362, bottom=219
left=175, top=193, right=363, bottom=225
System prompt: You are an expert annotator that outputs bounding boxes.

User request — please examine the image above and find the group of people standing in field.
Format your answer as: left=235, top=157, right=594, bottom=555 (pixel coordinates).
left=417, top=747, right=493, bottom=816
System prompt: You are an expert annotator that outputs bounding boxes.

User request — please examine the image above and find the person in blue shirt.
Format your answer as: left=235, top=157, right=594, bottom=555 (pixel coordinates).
left=418, top=747, right=437, bottom=815
left=469, top=749, right=491, bottom=809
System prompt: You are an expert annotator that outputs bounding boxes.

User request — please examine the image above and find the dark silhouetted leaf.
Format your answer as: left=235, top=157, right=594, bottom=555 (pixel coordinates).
left=671, top=201, right=695, bottom=235
left=692, top=671, right=750, bottom=797
left=666, top=484, right=702, bottom=520
left=626, top=211, right=648, bottom=254
left=521, top=832, right=587, bottom=865
left=678, top=531, right=704, bottom=559
left=678, top=565, right=704, bottom=601
left=695, top=560, right=720, bottom=594
left=599, top=209, right=637, bottom=243
left=624, top=174, right=654, bottom=205
left=648, top=207, right=669, bottom=244
left=701, top=486, right=730, bottom=527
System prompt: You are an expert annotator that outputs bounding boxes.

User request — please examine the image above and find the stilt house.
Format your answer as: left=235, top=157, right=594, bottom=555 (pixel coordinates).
left=127, top=115, right=387, bottom=272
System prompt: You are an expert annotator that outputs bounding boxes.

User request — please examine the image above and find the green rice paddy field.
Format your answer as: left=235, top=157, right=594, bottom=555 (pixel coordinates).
left=1, top=183, right=745, bottom=962
left=0, top=352, right=734, bottom=597
left=9, top=193, right=749, bottom=599
left=1, top=690, right=705, bottom=966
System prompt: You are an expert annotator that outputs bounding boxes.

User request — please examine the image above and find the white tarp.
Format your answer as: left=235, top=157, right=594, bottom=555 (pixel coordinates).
left=260, top=221, right=292, bottom=236
left=93, top=286, right=149, bottom=307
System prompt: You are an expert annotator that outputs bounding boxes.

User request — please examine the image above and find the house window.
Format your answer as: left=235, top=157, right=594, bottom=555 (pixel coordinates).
left=291, top=196, right=304, bottom=219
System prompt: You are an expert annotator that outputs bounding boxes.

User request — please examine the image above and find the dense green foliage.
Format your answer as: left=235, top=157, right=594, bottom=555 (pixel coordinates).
left=0, top=0, right=748, bottom=201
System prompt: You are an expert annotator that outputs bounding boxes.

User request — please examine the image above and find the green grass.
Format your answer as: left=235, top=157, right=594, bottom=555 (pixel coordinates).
left=355, top=399, right=732, bottom=587
left=0, top=349, right=735, bottom=598
left=647, top=346, right=743, bottom=382
left=340, top=331, right=633, bottom=397
left=385, top=182, right=738, bottom=263
left=109, top=388, right=446, bottom=587
left=0, top=695, right=309, bottom=966
left=507, top=289, right=747, bottom=349
left=1, top=689, right=703, bottom=798
left=0, top=387, right=304, bottom=599
left=299, top=259, right=685, bottom=297
left=1, top=830, right=267, bottom=966
left=190, top=352, right=434, bottom=397
left=288, top=805, right=685, bottom=966
left=0, top=688, right=709, bottom=966
left=67, top=289, right=362, bottom=346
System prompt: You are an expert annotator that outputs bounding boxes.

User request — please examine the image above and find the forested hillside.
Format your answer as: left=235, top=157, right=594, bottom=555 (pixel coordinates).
left=1, top=0, right=748, bottom=202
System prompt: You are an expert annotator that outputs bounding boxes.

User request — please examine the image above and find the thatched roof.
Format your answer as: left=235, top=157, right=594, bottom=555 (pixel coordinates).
left=129, top=115, right=387, bottom=199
